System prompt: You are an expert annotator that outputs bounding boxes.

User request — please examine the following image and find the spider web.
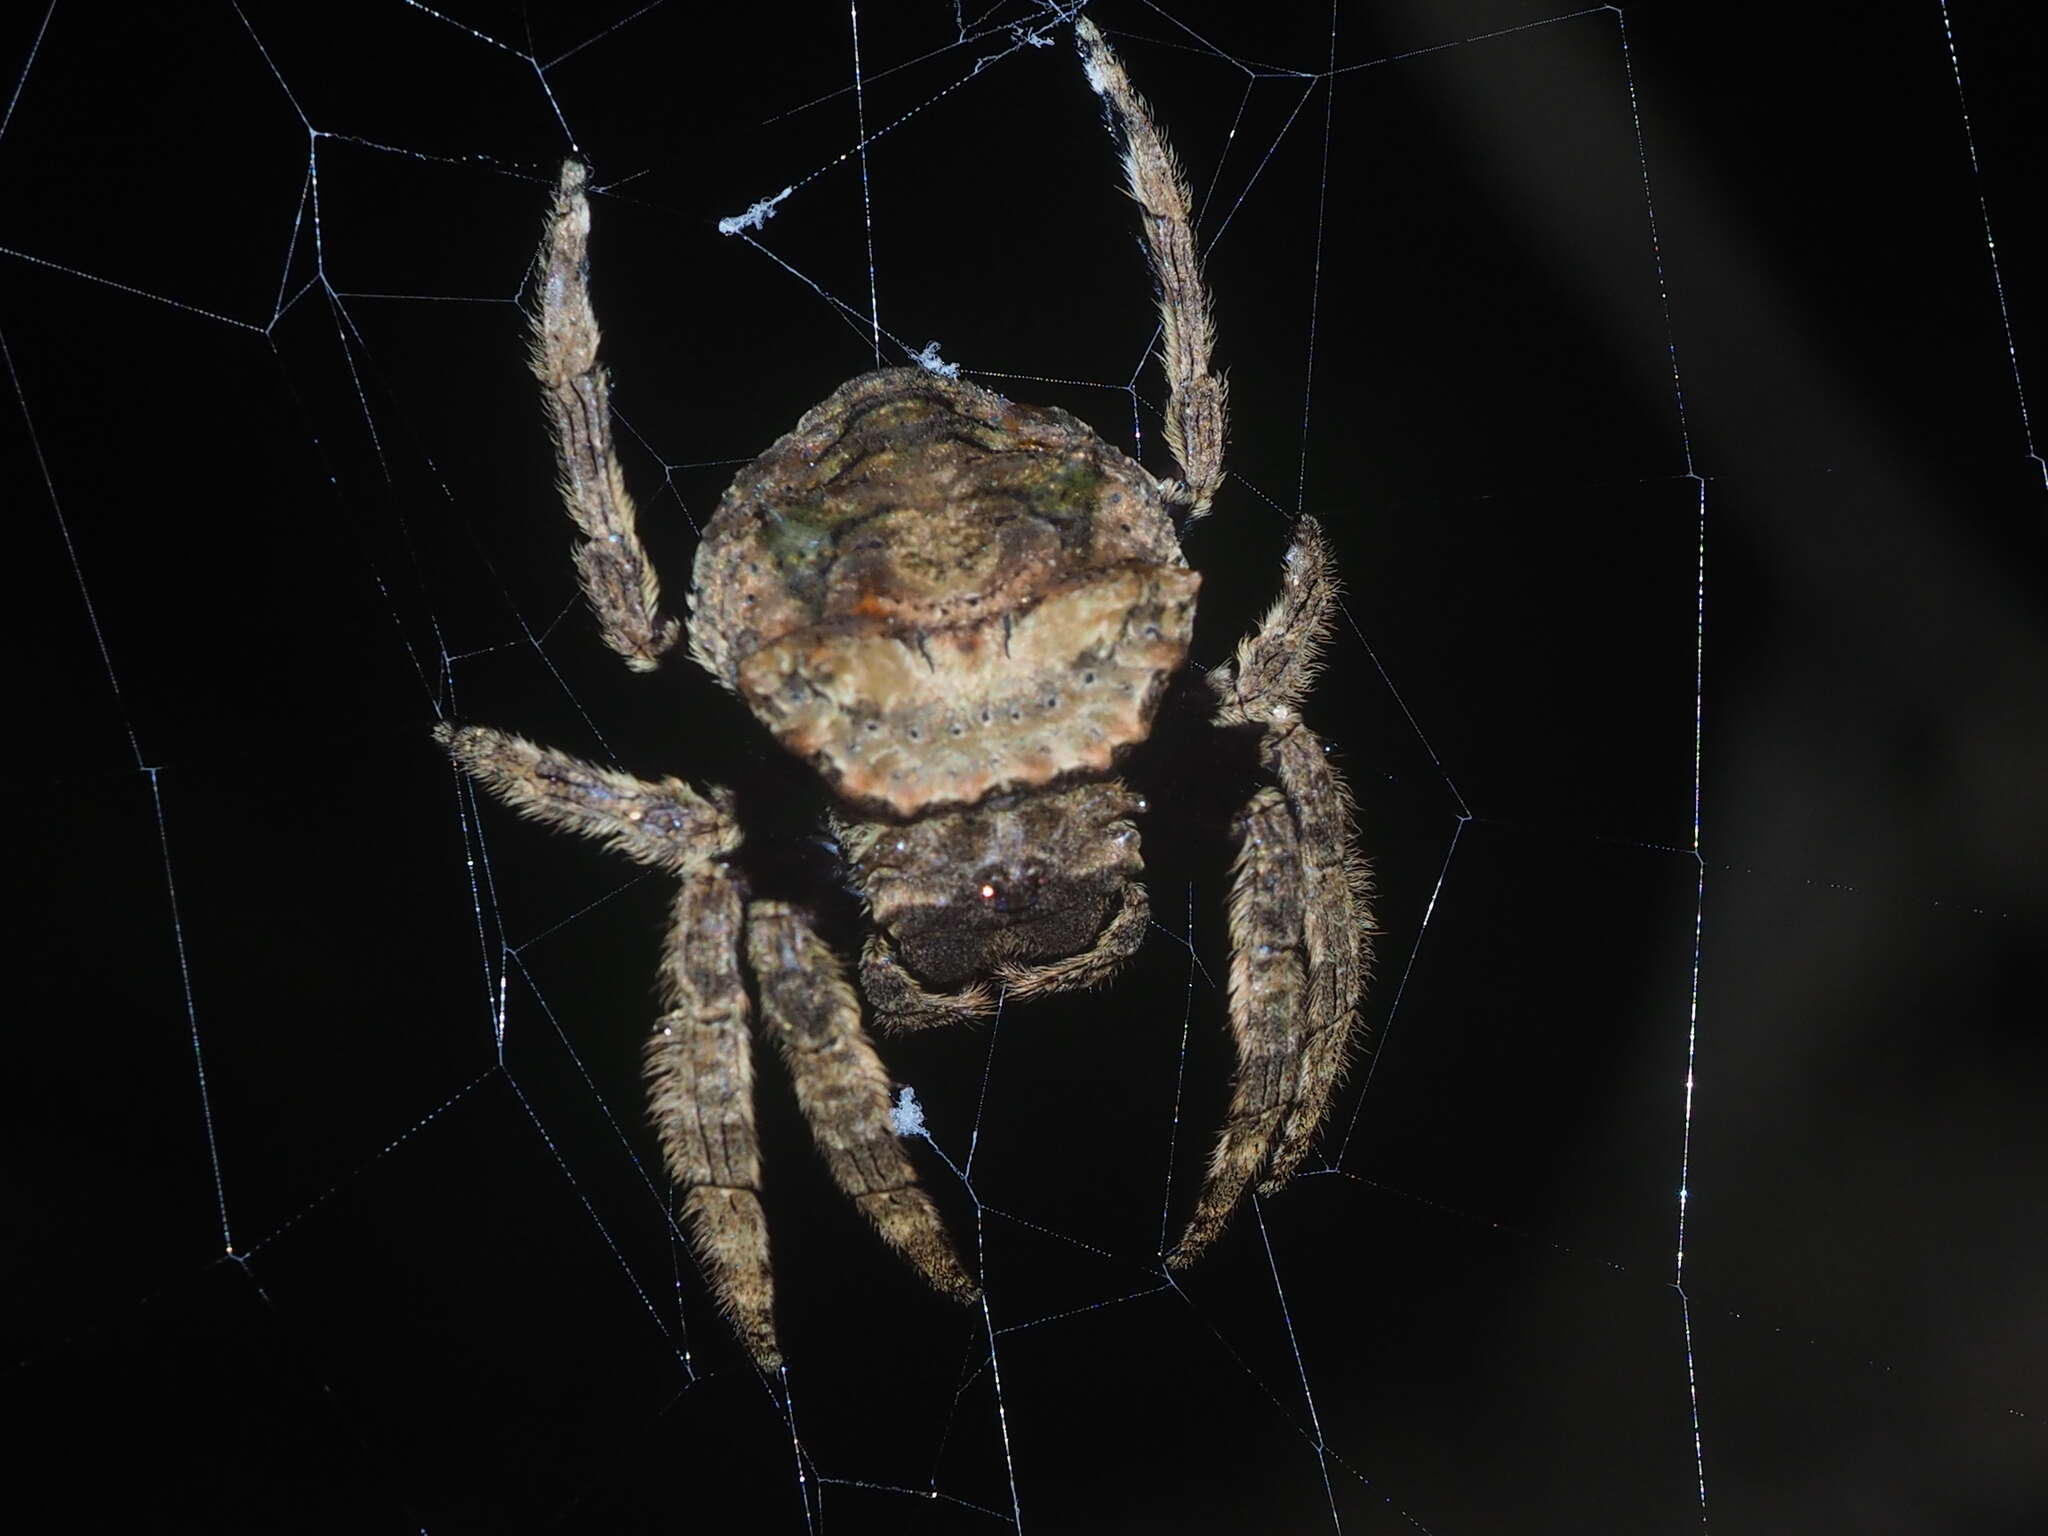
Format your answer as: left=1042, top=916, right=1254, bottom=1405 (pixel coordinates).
left=6, top=0, right=2044, bottom=1529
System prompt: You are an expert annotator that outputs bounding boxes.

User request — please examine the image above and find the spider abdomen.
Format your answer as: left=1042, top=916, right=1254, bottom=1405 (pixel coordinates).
left=689, top=368, right=1196, bottom=817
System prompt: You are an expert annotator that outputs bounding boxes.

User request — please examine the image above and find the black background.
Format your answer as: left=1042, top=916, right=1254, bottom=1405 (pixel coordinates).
left=5, top=2, right=2043, bottom=1531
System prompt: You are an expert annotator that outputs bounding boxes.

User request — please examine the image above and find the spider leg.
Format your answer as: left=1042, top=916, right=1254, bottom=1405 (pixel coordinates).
left=1076, top=17, right=1226, bottom=521
left=1172, top=784, right=1306, bottom=1262
left=1209, top=515, right=1340, bottom=729
left=532, top=160, right=679, bottom=671
left=1170, top=519, right=1373, bottom=1266
left=858, top=935, right=997, bottom=1033
left=434, top=723, right=737, bottom=869
left=996, top=882, right=1150, bottom=999
left=748, top=904, right=977, bottom=1304
left=436, top=723, right=788, bottom=1362
left=647, top=870, right=782, bottom=1367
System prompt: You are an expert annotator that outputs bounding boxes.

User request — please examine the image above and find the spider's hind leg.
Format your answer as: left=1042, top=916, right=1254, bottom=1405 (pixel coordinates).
left=1170, top=518, right=1374, bottom=1266
left=749, top=904, right=977, bottom=1303
left=647, top=869, right=783, bottom=1367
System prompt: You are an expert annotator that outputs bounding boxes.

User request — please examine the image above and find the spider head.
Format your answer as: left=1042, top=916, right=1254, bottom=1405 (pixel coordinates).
left=845, top=782, right=1143, bottom=995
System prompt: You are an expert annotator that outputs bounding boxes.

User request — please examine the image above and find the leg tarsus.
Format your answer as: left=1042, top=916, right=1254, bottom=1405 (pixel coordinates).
left=679, top=1186, right=780, bottom=1368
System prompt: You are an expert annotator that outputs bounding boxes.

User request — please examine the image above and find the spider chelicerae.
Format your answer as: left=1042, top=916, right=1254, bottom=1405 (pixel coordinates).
left=437, top=17, right=1371, bottom=1369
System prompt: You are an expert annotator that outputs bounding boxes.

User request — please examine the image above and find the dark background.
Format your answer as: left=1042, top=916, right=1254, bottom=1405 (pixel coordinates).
left=5, top=1, right=2042, bottom=1530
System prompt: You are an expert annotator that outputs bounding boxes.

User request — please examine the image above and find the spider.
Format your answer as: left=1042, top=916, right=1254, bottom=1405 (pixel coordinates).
left=436, top=17, right=1370, bottom=1370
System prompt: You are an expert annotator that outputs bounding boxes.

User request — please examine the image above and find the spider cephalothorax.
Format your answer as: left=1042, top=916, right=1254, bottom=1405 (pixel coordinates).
left=437, top=18, right=1370, bottom=1369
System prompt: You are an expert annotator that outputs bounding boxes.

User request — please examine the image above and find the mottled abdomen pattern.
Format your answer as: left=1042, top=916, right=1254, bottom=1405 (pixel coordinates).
left=689, top=369, right=1198, bottom=817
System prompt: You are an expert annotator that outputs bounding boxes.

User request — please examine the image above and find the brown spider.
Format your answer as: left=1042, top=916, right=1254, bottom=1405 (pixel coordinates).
left=436, top=18, right=1370, bottom=1369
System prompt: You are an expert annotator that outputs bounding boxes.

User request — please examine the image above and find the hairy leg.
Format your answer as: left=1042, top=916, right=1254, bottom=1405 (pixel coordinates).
left=1171, top=785, right=1306, bottom=1262
left=1214, top=519, right=1371, bottom=1182
left=531, top=160, right=679, bottom=670
left=645, top=871, right=780, bottom=1366
left=436, top=721, right=784, bottom=1360
left=1171, top=518, right=1373, bottom=1265
left=997, top=882, right=1151, bottom=998
left=859, top=934, right=997, bottom=1032
left=1257, top=722, right=1371, bottom=1186
left=1076, top=17, right=1227, bottom=520
left=748, top=903, right=977, bottom=1303
left=1209, top=516, right=1339, bottom=728
left=434, top=722, right=736, bottom=871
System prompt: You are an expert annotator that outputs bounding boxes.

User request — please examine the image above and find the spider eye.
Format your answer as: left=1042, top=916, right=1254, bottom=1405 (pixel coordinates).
left=975, top=863, right=1048, bottom=913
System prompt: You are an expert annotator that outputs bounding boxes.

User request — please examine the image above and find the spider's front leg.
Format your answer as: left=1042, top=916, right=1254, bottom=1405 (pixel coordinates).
left=1170, top=518, right=1374, bottom=1265
left=532, top=160, right=679, bottom=670
left=1076, top=17, right=1226, bottom=520
left=436, top=724, right=786, bottom=1360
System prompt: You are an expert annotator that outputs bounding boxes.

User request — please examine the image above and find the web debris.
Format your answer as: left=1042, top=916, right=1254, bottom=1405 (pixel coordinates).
left=912, top=339, right=962, bottom=377
left=889, top=1083, right=929, bottom=1137
left=718, top=185, right=794, bottom=235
